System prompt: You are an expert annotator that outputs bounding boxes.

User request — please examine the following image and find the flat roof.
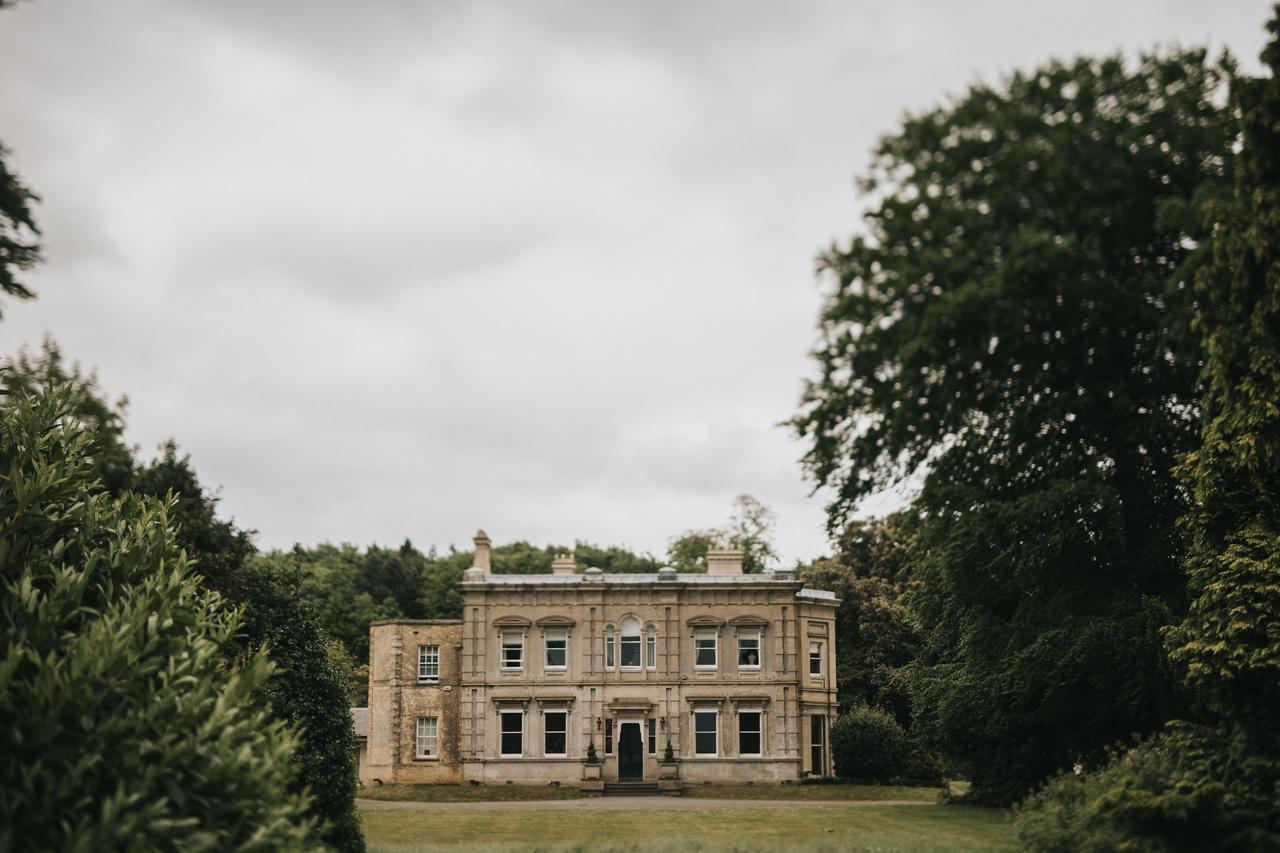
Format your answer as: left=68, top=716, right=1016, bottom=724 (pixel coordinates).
left=461, top=571, right=838, bottom=601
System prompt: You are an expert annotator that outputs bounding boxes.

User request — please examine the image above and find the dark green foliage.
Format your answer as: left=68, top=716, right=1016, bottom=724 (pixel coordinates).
left=1017, top=724, right=1280, bottom=852
left=0, top=387, right=313, bottom=850
left=800, top=514, right=920, bottom=721
left=132, top=440, right=256, bottom=594
left=234, top=563, right=365, bottom=852
left=831, top=706, right=908, bottom=780
left=1165, top=8, right=1280, bottom=745
left=794, top=47, right=1235, bottom=803
left=586, top=741, right=599, bottom=763
left=1019, top=10, right=1280, bottom=847
left=127, top=464, right=365, bottom=852
left=2, top=343, right=365, bottom=850
left=0, top=141, right=41, bottom=313
left=1, top=340, right=135, bottom=493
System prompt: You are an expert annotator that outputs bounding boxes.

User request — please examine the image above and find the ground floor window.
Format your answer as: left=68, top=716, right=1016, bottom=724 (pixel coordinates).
left=738, top=711, right=761, bottom=756
left=500, top=711, right=523, bottom=757
left=694, top=711, right=717, bottom=756
left=543, top=711, right=566, bottom=757
left=415, top=716, right=438, bottom=758
left=810, top=715, right=826, bottom=774
left=648, top=717, right=656, bottom=755
left=605, top=718, right=613, bottom=754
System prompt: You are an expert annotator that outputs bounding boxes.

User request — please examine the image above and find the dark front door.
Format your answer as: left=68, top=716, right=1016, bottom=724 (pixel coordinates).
left=618, top=722, right=643, bottom=780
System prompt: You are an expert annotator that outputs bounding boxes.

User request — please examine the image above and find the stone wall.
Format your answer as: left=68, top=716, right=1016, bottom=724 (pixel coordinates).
left=364, top=620, right=464, bottom=784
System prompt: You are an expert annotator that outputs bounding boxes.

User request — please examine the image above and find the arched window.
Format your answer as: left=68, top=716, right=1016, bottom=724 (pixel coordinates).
left=646, top=625, right=656, bottom=668
left=620, top=617, right=641, bottom=668
left=605, top=625, right=616, bottom=668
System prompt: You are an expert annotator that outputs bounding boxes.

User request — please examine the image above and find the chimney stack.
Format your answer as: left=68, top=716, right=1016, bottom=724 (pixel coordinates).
left=706, top=547, right=745, bottom=576
left=551, top=553, right=578, bottom=575
left=473, top=529, right=492, bottom=571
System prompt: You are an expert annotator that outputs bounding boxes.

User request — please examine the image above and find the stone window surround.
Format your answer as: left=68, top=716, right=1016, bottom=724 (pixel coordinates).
left=535, top=616, right=575, bottom=674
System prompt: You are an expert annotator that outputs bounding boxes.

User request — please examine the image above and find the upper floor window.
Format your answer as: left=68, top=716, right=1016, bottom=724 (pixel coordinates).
left=737, top=631, right=760, bottom=669
left=695, top=629, right=717, bottom=669
left=418, top=644, right=440, bottom=681
left=501, top=631, right=524, bottom=669
left=646, top=626, right=656, bottom=669
left=545, top=631, right=567, bottom=669
left=620, top=618, right=641, bottom=668
left=809, top=641, right=822, bottom=676
left=605, top=626, right=616, bottom=668
left=415, top=716, right=438, bottom=758
left=500, top=710, right=523, bottom=757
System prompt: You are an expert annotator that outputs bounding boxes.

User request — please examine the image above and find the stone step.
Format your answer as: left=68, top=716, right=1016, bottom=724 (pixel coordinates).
left=602, top=782, right=662, bottom=796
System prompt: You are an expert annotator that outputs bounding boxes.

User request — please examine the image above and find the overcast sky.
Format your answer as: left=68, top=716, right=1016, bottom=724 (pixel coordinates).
left=0, top=1, right=1269, bottom=564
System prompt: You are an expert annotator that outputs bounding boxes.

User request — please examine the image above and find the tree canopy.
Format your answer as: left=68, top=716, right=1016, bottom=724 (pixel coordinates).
left=795, top=48, right=1235, bottom=803
left=0, top=387, right=314, bottom=850
left=0, top=142, right=41, bottom=314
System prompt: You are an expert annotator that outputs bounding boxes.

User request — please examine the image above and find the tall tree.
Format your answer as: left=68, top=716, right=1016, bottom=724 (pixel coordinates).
left=800, top=514, right=920, bottom=721
left=667, top=494, right=778, bottom=573
left=793, top=49, right=1234, bottom=802
left=0, top=387, right=313, bottom=850
left=0, top=142, right=41, bottom=314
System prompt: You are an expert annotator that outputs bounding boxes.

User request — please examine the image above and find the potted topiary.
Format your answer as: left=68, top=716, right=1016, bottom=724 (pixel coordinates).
left=658, top=739, right=681, bottom=794
left=581, top=740, right=603, bottom=793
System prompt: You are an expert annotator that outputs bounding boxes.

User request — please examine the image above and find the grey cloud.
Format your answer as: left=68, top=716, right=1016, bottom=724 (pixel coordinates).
left=0, top=0, right=1269, bottom=564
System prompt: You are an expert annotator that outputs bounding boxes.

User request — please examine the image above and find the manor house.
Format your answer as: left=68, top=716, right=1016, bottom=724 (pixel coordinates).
left=361, top=531, right=839, bottom=790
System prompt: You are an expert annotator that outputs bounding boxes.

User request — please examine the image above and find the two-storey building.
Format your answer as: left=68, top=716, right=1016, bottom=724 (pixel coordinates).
left=363, top=530, right=839, bottom=787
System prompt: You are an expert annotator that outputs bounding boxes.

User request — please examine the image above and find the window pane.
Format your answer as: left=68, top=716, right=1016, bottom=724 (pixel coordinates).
left=738, top=712, right=761, bottom=755
left=809, top=642, right=822, bottom=675
left=738, top=634, right=760, bottom=667
left=694, top=711, right=717, bottom=755
left=695, top=634, right=716, bottom=667
left=418, top=645, right=440, bottom=680
left=620, top=639, right=641, bottom=667
left=502, top=633, right=523, bottom=668
left=500, top=712, right=522, bottom=756
left=546, top=635, right=566, bottom=668
left=606, top=630, right=615, bottom=667
left=544, top=712, right=566, bottom=755
left=646, top=629, right=656, bottom=668
left=605, top=719, right=613, bottom=753
left=648, top=719, right=656, bottom=754
left=416, top=716, right=438, bottom=757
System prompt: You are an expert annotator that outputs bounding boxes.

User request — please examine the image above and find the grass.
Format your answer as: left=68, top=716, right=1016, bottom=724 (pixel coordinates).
left=360, top=804, right=1016, bottom=852
left=359, top=784, right=581, bottom=803
left=682, top=783, right=941, bottom=802
left=359, top=783, right=937, bottom=804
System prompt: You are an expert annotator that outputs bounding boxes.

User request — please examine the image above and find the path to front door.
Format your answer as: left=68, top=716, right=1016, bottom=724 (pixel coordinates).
left=618, top=722, right=643, bottom=780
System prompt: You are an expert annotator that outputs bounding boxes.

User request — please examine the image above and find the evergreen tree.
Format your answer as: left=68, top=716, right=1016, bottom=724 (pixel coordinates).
left=0, top=387, right=313, bottom=850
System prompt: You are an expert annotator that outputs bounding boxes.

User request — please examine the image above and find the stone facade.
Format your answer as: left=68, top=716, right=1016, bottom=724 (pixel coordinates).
left=364, top=531, right=840, bottom=787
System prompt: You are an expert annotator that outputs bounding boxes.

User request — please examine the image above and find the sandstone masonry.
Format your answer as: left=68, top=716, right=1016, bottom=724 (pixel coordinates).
left=363, top=531, right=839, bottom=787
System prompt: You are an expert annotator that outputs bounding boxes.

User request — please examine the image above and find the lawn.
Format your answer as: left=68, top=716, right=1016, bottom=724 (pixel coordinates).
left=682, top=783, right=941, bottom=803
left=358, top=783, right=938, bottom=804
left=360, top=804, right=1015, bottom=852
left=359, top=784, right=581, bottom=803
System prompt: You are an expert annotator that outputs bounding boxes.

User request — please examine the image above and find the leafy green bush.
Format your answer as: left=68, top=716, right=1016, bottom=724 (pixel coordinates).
left=831, top=705, right=907, bottom=780
left=0, top=387, right=314, bottom=850
left=1016, top=725, right=1280, bottom=852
